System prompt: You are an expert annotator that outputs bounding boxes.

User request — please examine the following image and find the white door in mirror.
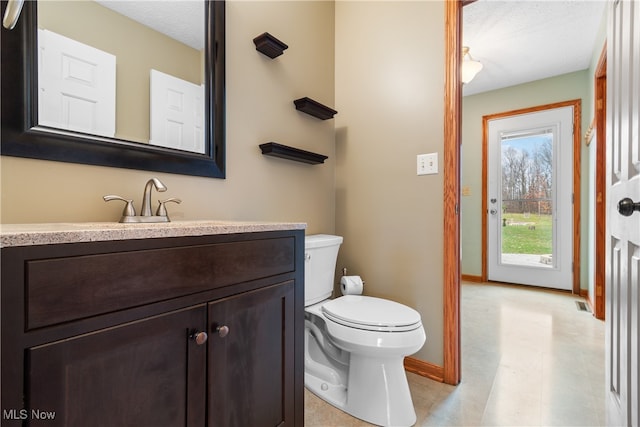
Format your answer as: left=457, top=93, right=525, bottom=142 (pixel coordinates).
left=38, top=29, right=116, bottom=138
left=150, top=70, right=205, bottom=154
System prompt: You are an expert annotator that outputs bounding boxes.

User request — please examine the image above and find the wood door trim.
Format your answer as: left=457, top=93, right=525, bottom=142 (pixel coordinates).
left=404, top=356, right=445, bottom=383
left=461, top=274, right=483, bottom=283
left=443, top=0, right=462, bottom=385
left=573, top=101, right=582, bottom=295
left=480, top=99, right=583, bottom=295
left=594, top=44, right=607, bottom=320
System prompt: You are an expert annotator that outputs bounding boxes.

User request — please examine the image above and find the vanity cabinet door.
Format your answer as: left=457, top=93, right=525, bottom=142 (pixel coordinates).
left=208, top=281, right=295, bottom=427
left=27, top=305, right=207, bottom=427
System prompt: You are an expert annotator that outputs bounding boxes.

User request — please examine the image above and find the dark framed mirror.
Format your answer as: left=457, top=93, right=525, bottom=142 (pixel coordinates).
left=1, top=0, right=225, bottom=178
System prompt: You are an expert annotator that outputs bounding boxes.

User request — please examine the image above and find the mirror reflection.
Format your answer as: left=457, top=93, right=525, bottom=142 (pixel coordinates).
left=37, top=0, right=206, bottom=153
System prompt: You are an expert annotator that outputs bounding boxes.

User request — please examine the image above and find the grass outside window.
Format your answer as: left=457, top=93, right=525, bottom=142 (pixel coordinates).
left=501, top=213, right=552, bottom=255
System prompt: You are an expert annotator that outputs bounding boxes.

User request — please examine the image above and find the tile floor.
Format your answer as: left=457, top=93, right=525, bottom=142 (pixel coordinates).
left=304, top=282, right=606, bottom=426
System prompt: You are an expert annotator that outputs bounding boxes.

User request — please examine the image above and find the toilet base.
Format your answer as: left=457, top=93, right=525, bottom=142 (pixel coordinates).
left=306, top=354, right=417, bottom=427
left=305, top=371, right=348, bottom=410
left=344, top=354, right=417, bottom=427
left=305, top=320, right=349, bottom=408
left=305, top=326, right=417, bottom=427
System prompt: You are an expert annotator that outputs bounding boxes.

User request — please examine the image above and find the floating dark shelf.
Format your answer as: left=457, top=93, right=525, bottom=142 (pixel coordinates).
left=293, top=97, right=338, bottom=120
left=259, top=142, right=328, bottom=165
left=253, top=32, right=288, bottom=58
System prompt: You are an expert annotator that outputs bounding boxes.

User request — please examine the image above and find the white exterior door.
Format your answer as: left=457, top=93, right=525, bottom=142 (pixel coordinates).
left=38, top=29, right=116, bottom=138
left=605, top=0, right=640, bottom=425
left=149, top=69, right=204, bottom=154
left=487, top=106, right=574, bottom=290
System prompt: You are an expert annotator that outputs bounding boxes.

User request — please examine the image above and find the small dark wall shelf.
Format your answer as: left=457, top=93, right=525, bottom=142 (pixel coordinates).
left=253, top=32, right=288, bottom=58
left=259, top=142, right=328, bottom=165
left=294, top=97, right=338, bottom=120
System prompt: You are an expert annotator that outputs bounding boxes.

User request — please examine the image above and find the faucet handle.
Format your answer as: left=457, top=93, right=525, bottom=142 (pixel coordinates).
left=156, top=198, right=181, bottom=217
left=103, top=195, right=136, bottom=218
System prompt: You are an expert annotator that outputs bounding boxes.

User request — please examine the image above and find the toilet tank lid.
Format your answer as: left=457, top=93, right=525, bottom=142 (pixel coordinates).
left=305, top=234, right=343, bottom=249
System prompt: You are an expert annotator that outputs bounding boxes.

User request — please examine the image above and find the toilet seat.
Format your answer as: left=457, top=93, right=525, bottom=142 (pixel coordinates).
left=322, top=295, right=422, bottom=332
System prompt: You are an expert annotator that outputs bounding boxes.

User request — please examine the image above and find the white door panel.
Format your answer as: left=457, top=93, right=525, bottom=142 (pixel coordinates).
left=606, top=1, right=640, bottom=425
left=149, top=69, right=204, bottom=154
left=38, top=29, right=116, bottom=137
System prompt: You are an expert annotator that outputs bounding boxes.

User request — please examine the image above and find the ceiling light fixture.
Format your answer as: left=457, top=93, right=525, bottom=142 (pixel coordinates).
left=461, top=46, right=483, bottom=84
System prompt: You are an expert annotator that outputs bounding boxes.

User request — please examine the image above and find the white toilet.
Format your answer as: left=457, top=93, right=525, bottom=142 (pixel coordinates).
left=304, top=234, right=426, bottom=426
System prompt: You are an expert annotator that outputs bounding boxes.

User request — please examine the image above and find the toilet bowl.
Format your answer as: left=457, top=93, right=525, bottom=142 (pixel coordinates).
left=304, top=234, right=426, bottom=427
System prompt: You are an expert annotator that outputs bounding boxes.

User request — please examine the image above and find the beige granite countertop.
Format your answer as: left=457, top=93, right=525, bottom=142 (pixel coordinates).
left=0, top=221, right=307, bottom=247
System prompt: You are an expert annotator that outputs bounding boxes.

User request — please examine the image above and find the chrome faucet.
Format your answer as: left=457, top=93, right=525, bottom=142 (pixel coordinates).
left=141, top=178, right=167, bottom=217
left=104, top=177, right=181, bottom=223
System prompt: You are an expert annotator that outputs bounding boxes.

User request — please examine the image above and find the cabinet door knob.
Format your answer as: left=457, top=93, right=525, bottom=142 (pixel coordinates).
left=191, top=331, right=208, bottom=345
left=216, top=325, right=230, bottom=338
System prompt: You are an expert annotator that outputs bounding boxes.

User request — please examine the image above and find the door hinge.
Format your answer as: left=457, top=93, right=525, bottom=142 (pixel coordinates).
left=455, top=203, right=459, bottom=215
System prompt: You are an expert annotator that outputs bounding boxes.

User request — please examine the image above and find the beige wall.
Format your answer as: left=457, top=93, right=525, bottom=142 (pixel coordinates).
left=3, top=0, right=448, bottom=369
left=461, top=70, right=591, bottom=288
left=39, top=0, right=202, bottom=143
left=335, top=1, right=445, bottom=365
left=1, top=1, right=336, bottom=237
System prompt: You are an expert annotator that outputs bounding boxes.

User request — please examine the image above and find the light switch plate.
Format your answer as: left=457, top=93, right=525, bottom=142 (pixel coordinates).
left=417, top=153, right=438, bottom=175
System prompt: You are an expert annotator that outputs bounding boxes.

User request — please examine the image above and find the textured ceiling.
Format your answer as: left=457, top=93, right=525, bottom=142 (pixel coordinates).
left=93, top=0, right=607, bottom=94
left=462, top=0, right=607, bottom=96
left=95, top=0, right=204, bottom=50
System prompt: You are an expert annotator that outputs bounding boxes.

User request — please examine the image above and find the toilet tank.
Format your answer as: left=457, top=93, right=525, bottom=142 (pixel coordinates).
left=305, top=234, right=343, bottom=306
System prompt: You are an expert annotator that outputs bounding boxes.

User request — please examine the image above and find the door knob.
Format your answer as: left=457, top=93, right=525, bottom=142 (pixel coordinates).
left=617, top=198, right=640, bottom=216
left=490, top=209, right=498, bottom=215
left=190, top=331, right=208, bottom=345
left=216, top=325, right=230, bottom=338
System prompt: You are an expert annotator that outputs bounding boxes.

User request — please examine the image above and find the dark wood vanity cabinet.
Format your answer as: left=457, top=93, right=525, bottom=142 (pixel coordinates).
left=208, top=282, right=295, bottom=426
left=28, top=305, right=208, bottom=427
left=1, top=230, right=304, bottom=427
